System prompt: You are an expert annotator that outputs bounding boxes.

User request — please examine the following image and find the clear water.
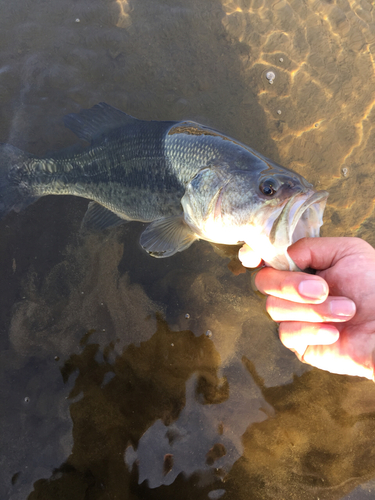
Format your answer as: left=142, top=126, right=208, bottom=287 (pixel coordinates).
left=1, top=0, right=375, bottom=499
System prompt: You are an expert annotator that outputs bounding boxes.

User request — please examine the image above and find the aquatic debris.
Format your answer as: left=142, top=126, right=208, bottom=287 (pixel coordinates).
left=163, top=454, right=173, bottom=476
left=266, top=71, right=276, bottom=84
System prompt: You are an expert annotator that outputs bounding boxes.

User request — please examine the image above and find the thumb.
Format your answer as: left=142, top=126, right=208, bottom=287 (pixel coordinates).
left=238, top=244, right=263, bottom=268
left=288, top=237, right=364, bottom=271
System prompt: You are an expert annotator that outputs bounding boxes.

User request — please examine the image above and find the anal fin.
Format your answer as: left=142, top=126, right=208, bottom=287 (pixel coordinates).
left=81, top=202, right=128, bottom=231
left=140, top=215, right=198, bottom=258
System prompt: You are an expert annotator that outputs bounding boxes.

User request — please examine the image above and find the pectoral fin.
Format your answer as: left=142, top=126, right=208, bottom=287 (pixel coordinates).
left=140, top=215, right=198, bottom=258
left=81, top=202, right=128, bottom=231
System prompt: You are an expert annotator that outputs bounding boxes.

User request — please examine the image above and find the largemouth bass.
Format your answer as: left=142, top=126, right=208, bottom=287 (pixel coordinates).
left=0, top=103, right=328, bottom=270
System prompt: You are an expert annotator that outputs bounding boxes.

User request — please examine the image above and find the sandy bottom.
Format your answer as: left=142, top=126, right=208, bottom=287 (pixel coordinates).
left=1, top=0, right=375, bottom=499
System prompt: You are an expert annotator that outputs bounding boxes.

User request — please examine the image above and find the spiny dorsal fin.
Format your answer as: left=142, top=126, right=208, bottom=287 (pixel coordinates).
left=81, top=201, right=128, bottom=231
left=64, top=103, right=141, bottom=142
left=140, top=215, right=198, bottom=258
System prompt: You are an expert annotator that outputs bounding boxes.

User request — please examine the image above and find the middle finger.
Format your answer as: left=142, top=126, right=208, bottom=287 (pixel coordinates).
left=266, top=295, right=356, bottom=322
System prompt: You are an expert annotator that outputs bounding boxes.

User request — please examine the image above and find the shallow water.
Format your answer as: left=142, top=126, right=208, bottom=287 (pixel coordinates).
left=1, top=0, right=375, bottom=499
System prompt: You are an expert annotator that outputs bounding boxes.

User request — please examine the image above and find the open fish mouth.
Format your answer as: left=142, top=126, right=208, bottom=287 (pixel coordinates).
left=265, top=190, right=329, bottom=270
left=271, top=190, right=329, bottom=245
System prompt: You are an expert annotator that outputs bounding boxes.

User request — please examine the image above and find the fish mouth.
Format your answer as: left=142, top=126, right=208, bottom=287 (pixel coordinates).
left=267, top=190, right=329, bottom=270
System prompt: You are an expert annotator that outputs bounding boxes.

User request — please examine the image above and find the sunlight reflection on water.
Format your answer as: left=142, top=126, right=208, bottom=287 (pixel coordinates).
left=1, top=0, right=375, bottom=499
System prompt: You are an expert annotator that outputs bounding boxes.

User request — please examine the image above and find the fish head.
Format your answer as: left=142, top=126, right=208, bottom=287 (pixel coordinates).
left=182, top=166, right=328, bottom=270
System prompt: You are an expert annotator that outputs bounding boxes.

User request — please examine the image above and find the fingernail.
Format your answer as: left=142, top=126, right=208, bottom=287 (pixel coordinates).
left=329, top=298, right=356, bottom=317
left=298, top=280, right=328, bottom=300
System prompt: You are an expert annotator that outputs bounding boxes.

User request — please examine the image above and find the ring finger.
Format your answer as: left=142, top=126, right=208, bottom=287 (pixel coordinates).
left=279, top=321, right=339, bottom=348
left=278, top=321, right=340, bottom=360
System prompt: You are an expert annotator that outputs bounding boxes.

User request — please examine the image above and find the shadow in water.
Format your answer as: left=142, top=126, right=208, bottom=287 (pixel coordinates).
left=28, top=314, right=269, bottom=499
left=1, top=0, right=375, bottom=499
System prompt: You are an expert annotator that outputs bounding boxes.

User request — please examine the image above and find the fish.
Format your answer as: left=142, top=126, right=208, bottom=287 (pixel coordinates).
left=0, top=102, right=328, bottom=270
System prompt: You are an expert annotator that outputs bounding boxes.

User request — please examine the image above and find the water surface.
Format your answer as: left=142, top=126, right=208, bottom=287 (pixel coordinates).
left=1, top=0, right=375, bottom=499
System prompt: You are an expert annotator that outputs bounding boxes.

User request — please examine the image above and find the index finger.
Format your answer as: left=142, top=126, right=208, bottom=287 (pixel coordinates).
left=255, top=267, right=329, bottom=304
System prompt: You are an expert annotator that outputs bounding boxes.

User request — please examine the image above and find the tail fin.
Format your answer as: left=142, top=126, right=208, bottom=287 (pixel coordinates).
left=0, top=144, right=37, bottom=219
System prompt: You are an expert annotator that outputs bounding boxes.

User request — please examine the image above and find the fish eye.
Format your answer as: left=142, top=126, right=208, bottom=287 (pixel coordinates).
left=260, top=179, right=278, bottom=196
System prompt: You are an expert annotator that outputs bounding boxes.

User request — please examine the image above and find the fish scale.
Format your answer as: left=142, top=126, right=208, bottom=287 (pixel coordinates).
left=0, top=102, right=328, bottom=268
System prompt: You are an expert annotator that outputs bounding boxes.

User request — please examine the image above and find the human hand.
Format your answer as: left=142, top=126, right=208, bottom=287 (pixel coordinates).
left=239, top=238, right=375, bottom=380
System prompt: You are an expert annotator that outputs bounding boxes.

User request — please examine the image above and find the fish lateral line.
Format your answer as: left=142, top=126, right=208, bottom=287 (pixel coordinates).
left=0, top=103, right=328, bottom=269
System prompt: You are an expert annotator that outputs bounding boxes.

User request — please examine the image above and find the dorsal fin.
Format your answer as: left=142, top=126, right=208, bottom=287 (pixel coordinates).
left=63, top=103, right=141, bottom=142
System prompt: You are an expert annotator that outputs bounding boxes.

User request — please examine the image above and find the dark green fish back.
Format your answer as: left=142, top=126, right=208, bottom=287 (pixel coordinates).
left=0, top=103, right=324, bottom=261
left=1, top=103, right=292, bottom=226
left=32, top=105, right=187, bottom=221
